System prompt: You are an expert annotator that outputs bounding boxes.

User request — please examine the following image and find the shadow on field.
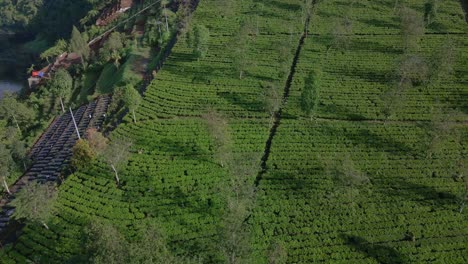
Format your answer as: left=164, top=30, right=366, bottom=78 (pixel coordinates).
left=315, top=120, right=421, bottom=157
left=252, top=0, right=302, bottom=12
left=218, top=91, right=265, bottom=113
left=340, top=234, right=408, bottom=264
left=318, top=104, right=368, bottom=120
left=382, top=179, right=458, bottom=210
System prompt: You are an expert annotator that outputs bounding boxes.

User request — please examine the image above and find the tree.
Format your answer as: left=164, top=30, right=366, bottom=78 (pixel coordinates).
left=40, top=39, right=68, bottom=63
left=424, top=0, right=440, bottom=26
left=70, top=26, right=90, bottom=66
left=103, top=137, right=132, bottom=185
left=202, top=110, right=232, bottom=167
left=10, top=181, right=57, bottom=229
left=192, top=25, right=210, bottom=59
left=129, top=223, right=187, bottom=263
left=85, top=220, right=187, bottom=264
left=48, top=68, right=73, bottom=113
left=85, top=220, right=129, bottom=264
left=231, top=21, right=253, bottom=79
left=71, top=139, right=96, bottom=169
left=176, top=0, right=193, bottom=36
left=86, top=128, right=108, bottom=155
left=300, top=69, right=321, bottom=116
left=0, top=92, right=35, bottom=134
left=397, top=54, right=428, bottom=87
left=400, top=7, right=425, bottom=52
left=121, top=84, right=141, bottom=124
left=275, top=38, right=294, bottom=79
left=263, top=82, right=282, bottom=118
left=302, top=0, right=314, bottom=37
left=10, top=139, right=29, bottom=171
left=428, top=38, right=456, bottom=85
left=331, top=16, right=353, bottom=50
left=99, top=32, right=124, bottom=67
left=219, top=153, right=259, bottom=264
left=267, top=241, right=288, bottom=264
left=0, top=143, right=13, bottom=195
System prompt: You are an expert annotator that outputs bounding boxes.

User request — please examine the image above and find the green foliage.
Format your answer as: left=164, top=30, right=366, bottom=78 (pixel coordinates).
left=99, top=32, right=124, bottom=67
left=85, top=220, right=129, bottom=264
left=70, top=26, right=90, bottom=63
left=10, top=181, right=57, bottom=229
left=0, top=142, right=13, bottom=193
left=0, top=0, right=43, bottom=31
left=47, top=68, right=73, bottom=112
left=40, top=39, right=68, bottom=63
left=121, top=84, right=142, bottom=123
left=192, top=25, right=210, bottom=59
left=0, top=92, right=35, bottom=133
left=300, top=69, right=321, bottom=116
left=71, top=139, right=96, bottom=170
left=400, top=6, right=425, bottom=52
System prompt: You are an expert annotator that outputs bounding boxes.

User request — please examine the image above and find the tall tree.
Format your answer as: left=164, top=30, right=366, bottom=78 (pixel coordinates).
left=263, top=82, right=282, bottom=118
left=10, top=181, right=57, bottom=229
left=267, top=241, right=288, bottom=264
left=48, top=68, right=73, bottom=113
left=202, top=110, right=232, bottom=167
left=0, top=143, right=13, bottom=195
left=99, top=32, right=124, bottom=67
left=300, top=69, right=321, bottom=116
left=231, top=21, right=253, bottom=79
left=400, top=7, right=425, bottom=52
left=192, top=25, right=210, bottom=60
left=85, top=220, right=129, bottom=264
left=219, top=153, right=259, bottom=264
left=397, top=54, right=428, bottom=87
left=103, top=137, right=132, bottom=185
left=424, top=0, right=440, bottom=26
left=70, top=26, right=90, bottom=66
left=429, top=38, right=456, bottom=85
left=331, top=15, right=353, bottom=50
left=0, top=92, right=35, bottom=134
left=10, top=138, right=29, bottom=171
left=122, top=84, right=141, bottom=124
left=86, top=128, right=108, bottom=155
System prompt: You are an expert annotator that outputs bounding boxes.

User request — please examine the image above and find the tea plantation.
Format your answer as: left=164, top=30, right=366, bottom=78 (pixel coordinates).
left=1, top=0, right=467, bottom=263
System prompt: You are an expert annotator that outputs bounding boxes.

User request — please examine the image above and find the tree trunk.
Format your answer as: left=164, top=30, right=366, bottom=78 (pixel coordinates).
left=42, top=221, right=49, bottom=230
left=2, top=177, right=11, bottom=195
left=132, top=109, right=137, bottom=123
left=164, top=5, right=169, bottom=32
left=12, top=114, right=21, bottom=134
left=60, top=97, right=65, bottom=113
left=111, top=164, right=120, bottom=185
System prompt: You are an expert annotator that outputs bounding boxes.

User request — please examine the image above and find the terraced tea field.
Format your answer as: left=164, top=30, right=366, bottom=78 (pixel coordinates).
left=1, top=0, right=467, bottom=263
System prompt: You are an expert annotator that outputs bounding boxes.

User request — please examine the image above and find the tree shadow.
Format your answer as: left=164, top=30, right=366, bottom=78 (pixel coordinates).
left=316, top=120, right=420, bottom=157
left=217, top=91, right=265, bottom=113
left=252, top=0, right=302, bottom=12
left=318, top=104, right=368, bottom=121
left=381, top=178, right=458, bottom=210
left=348, top=35, right=402, bottom=55
left=340, top=234, right=409, bottom=264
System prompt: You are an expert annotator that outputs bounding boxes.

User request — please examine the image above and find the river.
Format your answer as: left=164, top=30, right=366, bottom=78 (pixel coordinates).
left=0, top=80, right=23, bottom=98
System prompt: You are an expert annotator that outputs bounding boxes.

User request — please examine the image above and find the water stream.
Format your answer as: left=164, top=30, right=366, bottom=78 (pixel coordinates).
left=0, top=80, right=23, bottom=98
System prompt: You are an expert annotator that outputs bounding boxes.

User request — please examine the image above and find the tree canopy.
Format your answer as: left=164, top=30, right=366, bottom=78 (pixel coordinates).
left=10, top=181, right=58, bottom=229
